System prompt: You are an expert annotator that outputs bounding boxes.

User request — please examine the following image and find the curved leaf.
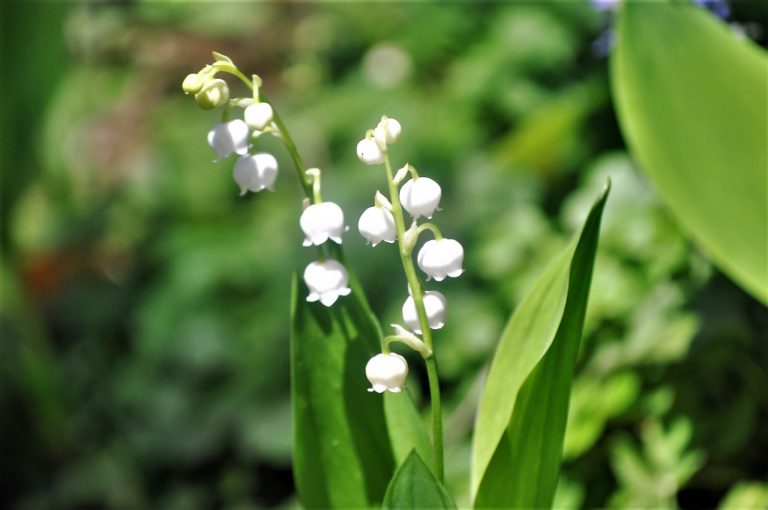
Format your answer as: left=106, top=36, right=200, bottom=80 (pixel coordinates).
left=611, top=1, right=768, bottom=303
left=291, top=274, right=395, bottom=508
left=383, top=450, right=456, bottom=510
left=472, top=183, right=610, bottom=506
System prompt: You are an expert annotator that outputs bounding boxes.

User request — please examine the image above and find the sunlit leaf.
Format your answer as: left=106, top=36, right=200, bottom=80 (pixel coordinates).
left=383, top=450, right=456, bottom=510
left=472, top=183, right=609, bottom=506
left=290, top=274, right=395, bottom=508
left=611, top=1, right=768, bottom=303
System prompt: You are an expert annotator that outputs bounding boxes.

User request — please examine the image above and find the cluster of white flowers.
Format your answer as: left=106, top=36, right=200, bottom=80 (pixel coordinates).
left=358, top=116, right=464, bottom=394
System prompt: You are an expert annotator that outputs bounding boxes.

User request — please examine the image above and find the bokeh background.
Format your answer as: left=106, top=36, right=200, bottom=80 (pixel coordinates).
left=2, top=2, right=767, bottom=509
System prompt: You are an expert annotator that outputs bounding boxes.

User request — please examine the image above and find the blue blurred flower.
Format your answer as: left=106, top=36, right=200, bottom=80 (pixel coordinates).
left=693, top=0, right=731, bottom=19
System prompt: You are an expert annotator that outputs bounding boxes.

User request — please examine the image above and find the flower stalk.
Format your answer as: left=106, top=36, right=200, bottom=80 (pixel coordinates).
left=383, top=151, right=445, bottom=483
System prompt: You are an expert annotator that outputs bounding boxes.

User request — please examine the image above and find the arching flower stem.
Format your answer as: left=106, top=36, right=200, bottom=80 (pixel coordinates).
left=383, top=151, right=445, bottom=483
left=416, top=222, right=443, bottom=241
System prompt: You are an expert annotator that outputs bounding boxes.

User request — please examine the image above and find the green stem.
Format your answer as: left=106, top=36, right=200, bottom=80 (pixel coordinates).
left=383, top=152, right=445, bottom=482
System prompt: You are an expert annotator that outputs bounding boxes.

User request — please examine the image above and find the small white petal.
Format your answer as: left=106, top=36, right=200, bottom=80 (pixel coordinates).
left=399, top=177, right=441, bottom=219
left=374, top=117, right=402, bottom=145
left=244, top=102, right=274, bottom=131
left=402, top=291, right=447, bottom=333
left=357, top=138, right=385, bottom=165
left=417, top=238, right=464, bottom=281
left=233, top=152, right=279, bottom=195
left=303, top=259, right=351, bottom=308
left=358, top=207, right=396, bottom=246
left=208, top=119, right=250, bottom=160
left=366, top=353, right=409, bottom=393
left=300, top=202, right=346, bottom=246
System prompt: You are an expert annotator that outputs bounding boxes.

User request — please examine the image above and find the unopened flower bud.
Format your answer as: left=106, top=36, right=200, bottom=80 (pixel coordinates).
left=357, top=138, right=385, bottom=165
left=182, top=73, right=204, bottom=94
left=207, top=119, right=249, bottom=159
left=366, top=353, right=408, bottom=393
left=358, top=206, right=396, bottom=246
left=399, top=177, right=441, bottom=219
left=233, top=153, right=279, bottom=195
left=300, top=202, right=346, bottom=246
left=402, top=291, right=447, bottom=333
left=417, top=238, right=464, bottom=281
left=304, top=259, right=351, bottom=307
left=195, top=78, right=230, bottom=110
left=244, top=102, right=274, bottom=131
left=374, top=117, right=402, bottom=145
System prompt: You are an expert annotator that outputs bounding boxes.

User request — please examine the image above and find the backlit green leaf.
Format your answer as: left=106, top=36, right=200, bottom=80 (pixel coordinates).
left=383, top=450, right=456, bottom=510
left=611, top=1, right=768, bottom=303
left=472, top=183, right=609, bottom=506
left=290, top=274, right=394, bottom=508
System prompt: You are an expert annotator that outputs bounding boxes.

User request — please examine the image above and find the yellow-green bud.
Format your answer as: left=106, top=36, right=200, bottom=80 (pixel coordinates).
left=182, top=73, right=204, bottom=94
left=195, top=78, right=230, bottom=110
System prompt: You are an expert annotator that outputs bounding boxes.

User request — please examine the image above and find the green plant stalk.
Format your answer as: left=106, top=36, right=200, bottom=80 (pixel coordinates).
left=383, top=152, right=445, bottom=483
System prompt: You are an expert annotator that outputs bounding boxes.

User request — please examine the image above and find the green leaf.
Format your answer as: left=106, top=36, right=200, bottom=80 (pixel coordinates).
left=472, top=183, right=610, bottom=507
left=383, top=451, right=456, bottom=509
left=611, top=2, right=768, bottom=303
left=384, top=391, right=434, bottom=471
left=290, top=274, right=395, bottom=508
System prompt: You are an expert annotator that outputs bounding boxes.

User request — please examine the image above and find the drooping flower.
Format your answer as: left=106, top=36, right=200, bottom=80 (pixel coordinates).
left=399, top=177, right=442, bottom=220
left=402, top=290, right=447, bottom=333
left=304, top=259, right=351, bottom=307
left=374, top=117, right=402, bottom=145
left=244, top=102, right=274, bottom=131
left=233, top=153, right=279, bottom=195
left=357, top=138, right=385, bottom=165
left=366, top=353, right=408, bottom=393
left=358, top=206, right=396, bottom=246
left=208, top=119, right=249, bottom=159
left=300, top=202, right=346, bottom=246
left=417, top=238, right=464, bottom=281
left=195, top=78, right=230, bottom=110
left=182, top=73, right=204, bottom=94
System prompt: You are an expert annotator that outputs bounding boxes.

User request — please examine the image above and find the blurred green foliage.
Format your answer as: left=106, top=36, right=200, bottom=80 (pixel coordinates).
left=1, top=1, right=766, bottom=509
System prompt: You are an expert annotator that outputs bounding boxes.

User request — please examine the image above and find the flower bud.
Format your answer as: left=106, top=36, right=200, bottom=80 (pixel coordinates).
left=300, top=202, right=346, bottom=246
left=358, top=206, right=396, bottom=246
left=207, top=119, right=250, bottom=160
left=304, top=259, right=351, bottom=307
left=182, top=73, right=204, bottom=94
left=244, top=102, right=274, bottom=131
left=233, top=153, right=279, bottom=195
left=366, top=353, right=408, bottom=393
left=417, top=238, right=464, bottom=281
left=399, top=177, right=441, bottom=219
left=195, top=78, right=230, bottom=110
left=402, top=291, right=447, bottom=333
left=357, top=138, right=385, bottom=165
left=374, top=117, right=402, bottom=145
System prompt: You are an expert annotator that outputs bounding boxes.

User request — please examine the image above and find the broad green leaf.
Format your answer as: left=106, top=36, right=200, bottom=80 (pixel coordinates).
left=472, top=183, right=609, bottom=506
left=384, top=391, right=434, bottom=471
left=383, top=451, right=456, bottom=510
left=611, top=1, right=768, bottom=303
left=290, top=274, right=395, bottom=508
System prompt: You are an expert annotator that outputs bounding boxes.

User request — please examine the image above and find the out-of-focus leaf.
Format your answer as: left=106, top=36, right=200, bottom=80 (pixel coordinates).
left=382, top=451, right=456, bottom=510
left=611, top=2, right=768, bottom=303
left=290, top=273, right=396, bottom=508
left=472, top=183, right=609, bottom=506
left=718, top=482, right=768, bottom=510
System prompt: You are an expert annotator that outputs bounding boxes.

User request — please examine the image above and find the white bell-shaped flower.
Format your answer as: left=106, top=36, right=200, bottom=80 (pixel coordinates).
left=366, top=353, right=408, bottom=393
left=208, top=119, right=249, bottom=160
left=417, top=238, right=464, bottom=281
left=358, top=206, right=396, bottom=246
left=300, top=202, right=346, bottom=246
left=304, top=259, right=351, bottom=307
left=357, top=138, right=385, bottom=165
left=244, top=102, right=274, bottom=131
left=399, top=177, right=441, bottom=219
left=374, top=117, right=402, bottom=145
left=233, top=153, right=279, bottom=195
left=402, top=291, right=447, bottom=333
left=195, top=78, right=230, bottom=110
